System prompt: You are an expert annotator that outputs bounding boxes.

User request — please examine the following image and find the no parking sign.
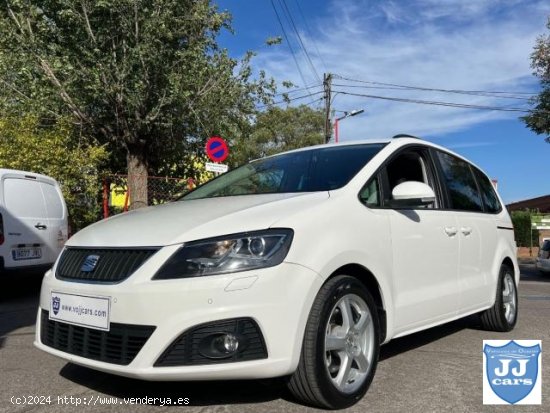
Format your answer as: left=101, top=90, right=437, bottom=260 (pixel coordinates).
left=205, top=136, right=229, bottom=163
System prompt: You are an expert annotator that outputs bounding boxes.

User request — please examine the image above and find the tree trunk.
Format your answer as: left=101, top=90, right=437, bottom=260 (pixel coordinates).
left=127, top=143, right=148, bottom=210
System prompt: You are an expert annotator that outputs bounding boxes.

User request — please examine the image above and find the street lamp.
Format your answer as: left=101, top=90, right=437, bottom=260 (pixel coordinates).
left=334, top=109, right=364, bottom=143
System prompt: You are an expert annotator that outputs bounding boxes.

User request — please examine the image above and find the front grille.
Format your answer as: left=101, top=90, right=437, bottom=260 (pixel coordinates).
left=56, top=248, right=158, bottom=283
left=40, top=310, right=155, bottom=365
left=155, top=318, right=268, bottom=366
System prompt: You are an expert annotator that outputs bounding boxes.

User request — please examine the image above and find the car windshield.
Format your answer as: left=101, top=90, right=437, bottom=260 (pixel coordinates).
left=182, top=144, right=386, bottom=200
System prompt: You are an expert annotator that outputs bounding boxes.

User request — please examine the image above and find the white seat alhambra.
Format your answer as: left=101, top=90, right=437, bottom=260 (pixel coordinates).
left=35, top=136, right=518, bottom=409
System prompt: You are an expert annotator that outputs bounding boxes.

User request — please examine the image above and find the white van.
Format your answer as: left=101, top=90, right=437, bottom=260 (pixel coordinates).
left=0, top=169, right=68, bottom=274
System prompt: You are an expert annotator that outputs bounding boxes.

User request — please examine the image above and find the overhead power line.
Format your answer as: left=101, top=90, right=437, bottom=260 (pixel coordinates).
left=333, top=74, right=537, bottom=100
left=301, top=96, right=325, bottom=108
left=332, top=90, right=539, bottom=113
left=257, top=90, right=325, bottom=109
left=331, top=83, right=533, bottom=101
left=292, top=0, right=328, bottom=72
left=270, top=0, right=310, bottom=93
left=274, top=83, right=322, bottom=96
left=279, top=0, right=321, bottom=84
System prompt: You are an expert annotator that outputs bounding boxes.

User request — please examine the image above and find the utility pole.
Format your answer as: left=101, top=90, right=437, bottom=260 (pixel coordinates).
left=323, top=73, right=332, bottom=143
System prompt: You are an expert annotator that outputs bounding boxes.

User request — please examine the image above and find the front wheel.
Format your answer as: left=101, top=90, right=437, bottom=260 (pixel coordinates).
left=287, top=275, right=380, bottom=409
left=479, top=264, right=518, bottom=332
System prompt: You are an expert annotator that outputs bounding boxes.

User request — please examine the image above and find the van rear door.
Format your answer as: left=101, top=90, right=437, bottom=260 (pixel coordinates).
left=40, top=180, right=68, bottom=260
left=1, top=176, right=55, bottom=268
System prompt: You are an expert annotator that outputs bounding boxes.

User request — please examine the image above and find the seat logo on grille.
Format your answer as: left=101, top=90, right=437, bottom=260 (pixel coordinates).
left=81, top=255, right=100, bottom=272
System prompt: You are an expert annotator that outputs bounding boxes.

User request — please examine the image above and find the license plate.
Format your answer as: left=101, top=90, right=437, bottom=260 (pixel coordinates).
left=12, top=247, right=42, bottom=261
left=49, top=292, right=111, bottom=331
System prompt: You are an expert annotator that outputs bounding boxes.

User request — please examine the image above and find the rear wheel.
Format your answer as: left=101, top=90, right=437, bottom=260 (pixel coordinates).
left=480, top=264, right=518, bottom=332
left=287, top=275, right=380, bottom=409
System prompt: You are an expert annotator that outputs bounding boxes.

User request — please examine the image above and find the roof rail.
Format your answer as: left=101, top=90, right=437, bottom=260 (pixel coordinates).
left=392, top=134, right=422, bottom=140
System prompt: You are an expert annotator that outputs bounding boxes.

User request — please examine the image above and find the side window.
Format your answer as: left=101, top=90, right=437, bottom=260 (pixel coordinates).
left=359, top=177, right=380, bottom=207
left=436, top=151, right=483, bottom=212
left=473, top=168, right=502, bottom=214
left=386, top=152, right=428, bottom=190
left=382, top=149, right=437, bottom=208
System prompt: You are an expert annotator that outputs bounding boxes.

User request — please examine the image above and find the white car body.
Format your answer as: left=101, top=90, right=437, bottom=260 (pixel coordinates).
left=34, top=137, right=518, bottom=395
left=0, top=169, right=68, bottom=273
left=536, top=238, right=550, bottom=273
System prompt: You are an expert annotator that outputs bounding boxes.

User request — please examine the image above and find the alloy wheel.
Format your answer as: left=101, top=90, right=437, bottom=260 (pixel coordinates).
left=324, top=294, right=375, bottom=394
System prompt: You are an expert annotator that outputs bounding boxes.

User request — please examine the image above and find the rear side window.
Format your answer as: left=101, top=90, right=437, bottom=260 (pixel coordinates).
left=472, top=168, right=502, bottom=213
left=3, top=178, right=47, bottom=218
left=436, top=151, right=483, bottom=212
left=41, top=182, right=64, bottom=219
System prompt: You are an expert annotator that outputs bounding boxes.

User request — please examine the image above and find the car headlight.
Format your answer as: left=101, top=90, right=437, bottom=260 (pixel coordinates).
left=153, top=229, right=294, bottom=279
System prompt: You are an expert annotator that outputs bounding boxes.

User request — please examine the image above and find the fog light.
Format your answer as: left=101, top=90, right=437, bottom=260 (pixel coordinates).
left=199, top=332, right=247, bottom=359
left=221, top=333, right=239, bottom=352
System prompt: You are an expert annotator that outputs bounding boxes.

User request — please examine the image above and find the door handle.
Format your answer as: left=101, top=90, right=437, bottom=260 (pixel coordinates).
left=35, top=223, right=47, bottom=230
left=461, top=227, right=472, bottom=236
left=444, top=226, right=458, bottom=237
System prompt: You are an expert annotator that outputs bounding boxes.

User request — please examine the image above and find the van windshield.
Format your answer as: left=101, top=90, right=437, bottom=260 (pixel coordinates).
left=182, top=144, right=386, bottom=200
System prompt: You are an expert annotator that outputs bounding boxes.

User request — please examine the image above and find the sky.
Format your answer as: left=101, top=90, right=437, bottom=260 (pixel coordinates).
left=214, top=0, right=550, bottom=203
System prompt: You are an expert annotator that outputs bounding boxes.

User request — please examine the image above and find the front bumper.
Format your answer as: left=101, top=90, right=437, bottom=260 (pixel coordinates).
left=34, top=254, right=323, bottom=380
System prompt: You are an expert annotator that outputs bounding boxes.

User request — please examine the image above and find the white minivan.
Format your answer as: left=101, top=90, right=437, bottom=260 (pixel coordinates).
left=0, top=169, right=68, bottom=274
left=35, top=137, right=518, bottom=409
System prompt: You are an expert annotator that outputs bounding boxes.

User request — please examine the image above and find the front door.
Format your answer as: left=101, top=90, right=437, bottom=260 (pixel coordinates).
left=381, top=147, right=460, bottom=332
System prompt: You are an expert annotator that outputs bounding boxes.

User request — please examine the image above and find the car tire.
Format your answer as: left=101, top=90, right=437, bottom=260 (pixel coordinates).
left=479, top=264, right=518, bottom=332
left=287, top=275, right=380, bottom=409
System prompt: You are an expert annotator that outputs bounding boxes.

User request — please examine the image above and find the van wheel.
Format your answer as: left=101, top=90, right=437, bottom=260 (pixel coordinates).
left=287, top=275, right=380, bottom=409
left=479, top=264, right=518, bottom=332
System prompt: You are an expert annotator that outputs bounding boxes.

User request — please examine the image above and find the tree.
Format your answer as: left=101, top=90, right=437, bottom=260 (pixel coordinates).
left=232, top=105, right=324, bottom=165
left=0, top=116, right=108, bottom=230
left=0, top=0, right=275, bottom=208
left=522, top=16, right=550, bottom=142
left=510, top=210, right=539, bottom=248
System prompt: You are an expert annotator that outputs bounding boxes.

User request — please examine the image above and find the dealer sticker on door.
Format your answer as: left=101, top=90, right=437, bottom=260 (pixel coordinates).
left=50, top=291, right=110, bottom=331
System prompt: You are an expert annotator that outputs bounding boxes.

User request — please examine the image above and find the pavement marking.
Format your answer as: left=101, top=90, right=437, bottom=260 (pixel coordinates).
left=520, top=295, right=550, bottom=301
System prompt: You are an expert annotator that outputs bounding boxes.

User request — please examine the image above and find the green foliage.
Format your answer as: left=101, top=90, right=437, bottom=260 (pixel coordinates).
left=0, top=0, right=277, bottom=207
left=232, top=105, right=324, bottom=165
left=522, top=17, right=550, bottom=142
left=266, top=36, right=283, bottom=46
left=510, top=210, right=540, bottom=247
left=0, top=116, right=108, bottom=230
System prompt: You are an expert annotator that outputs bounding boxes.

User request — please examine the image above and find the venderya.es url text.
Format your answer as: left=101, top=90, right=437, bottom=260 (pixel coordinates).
left=11, top=395, right=190, bottom=406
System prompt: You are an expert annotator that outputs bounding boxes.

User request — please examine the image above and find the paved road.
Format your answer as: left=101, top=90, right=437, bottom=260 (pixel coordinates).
left=1, top=265, right=549, bottom=413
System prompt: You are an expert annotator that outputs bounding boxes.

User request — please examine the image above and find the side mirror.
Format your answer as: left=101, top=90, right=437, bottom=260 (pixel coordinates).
left=390, top=181, right=435, bottom=208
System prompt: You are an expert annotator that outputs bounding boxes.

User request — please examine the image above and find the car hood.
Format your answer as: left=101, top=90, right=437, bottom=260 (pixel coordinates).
left=68, top=192, right=329, bottom=247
